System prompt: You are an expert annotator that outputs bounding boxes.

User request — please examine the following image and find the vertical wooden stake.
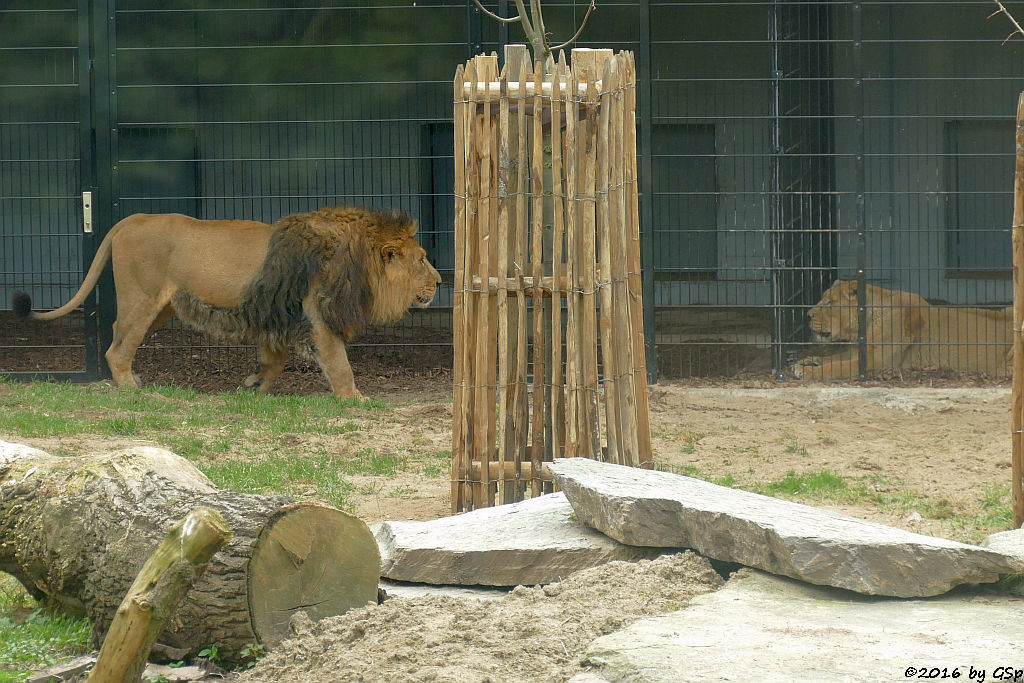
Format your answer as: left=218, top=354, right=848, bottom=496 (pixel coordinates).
left=564, top=56, right=582, bottom=460
left=596, top=56, right=621, bottom=465
left=473, top=53, right=498, bottom=509
left=496, top=60, right=511, bottom=504
left=463, top=59, right=482, bottom=510
left=550, top=54, right=567, bottom=464
left=580, top=66, right=603, bottom=461
left=451, top=63, right=469, bottom=513
left=514, top=58, right=531, bottom=500
left=530, top=60, right=546, bottom=496
left=624, top=51, right=653, bottom=467
left=1012, top=91, right=1024, bottom=529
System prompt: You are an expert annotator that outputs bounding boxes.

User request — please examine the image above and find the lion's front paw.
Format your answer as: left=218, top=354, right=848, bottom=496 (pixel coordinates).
left=789, top=357, right=822, bottom=379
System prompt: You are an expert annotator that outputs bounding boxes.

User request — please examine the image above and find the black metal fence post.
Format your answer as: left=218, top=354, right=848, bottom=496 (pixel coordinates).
left=852, top=1, right=867, bottom=380
left=78, top=0, right=99, bottom=380
left=88, top=0, right=117, bottom=379
left=768, top=0, right=785, bottom=380
left=468, top=0, right=483, bottom=58
left=639, top=0, right=657, bottom=383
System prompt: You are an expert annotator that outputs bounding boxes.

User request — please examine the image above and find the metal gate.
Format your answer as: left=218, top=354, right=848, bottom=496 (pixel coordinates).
left=0, top=0, right=99, bottom=381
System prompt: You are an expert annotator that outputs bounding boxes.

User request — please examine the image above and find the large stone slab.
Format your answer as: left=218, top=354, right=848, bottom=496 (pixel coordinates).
left=548, top=458, right=1024, bottom=596
left=374, top=492, right=661, bottom=586
left=574, top=570, right=1024, bottom=683
left=983, top=528, right=1024, bottom=561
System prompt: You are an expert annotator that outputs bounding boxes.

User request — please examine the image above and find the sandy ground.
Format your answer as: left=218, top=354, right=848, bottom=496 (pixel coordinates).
left=333, top=380, right=1014, bottom=544
left=238, top=552, right=724, bottom=683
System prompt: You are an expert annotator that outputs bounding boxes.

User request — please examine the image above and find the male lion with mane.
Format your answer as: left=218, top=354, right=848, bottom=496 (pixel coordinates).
left=12, top=206, right=441, bottom=398
left=790, top=279, right=1013, bottom=380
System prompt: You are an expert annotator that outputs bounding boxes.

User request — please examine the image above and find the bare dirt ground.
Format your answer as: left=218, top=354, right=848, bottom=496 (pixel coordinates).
left=332, top=377, right=1013, bottom=545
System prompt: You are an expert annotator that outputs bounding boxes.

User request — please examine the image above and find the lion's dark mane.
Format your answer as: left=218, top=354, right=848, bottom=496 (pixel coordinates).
left=171, top=206, right=416, bottom=348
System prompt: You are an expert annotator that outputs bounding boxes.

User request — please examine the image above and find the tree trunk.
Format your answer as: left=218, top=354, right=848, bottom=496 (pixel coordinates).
left=0, top=440, right=380, bottom=664
left=89, top=507, right=231, bottom=683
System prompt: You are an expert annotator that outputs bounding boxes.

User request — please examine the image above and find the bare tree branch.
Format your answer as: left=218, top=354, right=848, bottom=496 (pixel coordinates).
left=473, top=0, right=596, bottom=69
left=551, top=0, right=597, bottom=52
left=990, top=0, right=1024, bottom=44
left=472, top=0, right=521, bottom=24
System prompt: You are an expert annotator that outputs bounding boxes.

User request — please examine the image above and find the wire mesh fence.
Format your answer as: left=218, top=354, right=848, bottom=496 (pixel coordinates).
left=2, top=1, right=1023, bottom=384
left=0, top=1, right=94, bottom=378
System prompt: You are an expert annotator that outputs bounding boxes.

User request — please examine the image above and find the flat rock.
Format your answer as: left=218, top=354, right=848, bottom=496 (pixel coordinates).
left=374, top=492, right=661, bottom=586
left=548, top=458, right=1024, bottom=597
left=27, top=655, right=96, bottom=682
left=982, top=528, right=1024, bottom=561
left=575, top=570, right=1024, bottom=682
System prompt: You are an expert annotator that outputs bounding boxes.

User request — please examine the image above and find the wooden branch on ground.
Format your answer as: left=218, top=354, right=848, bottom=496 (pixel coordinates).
left=0, top=440, right=380, bottom=664
left=88, top=508, right=232, bottom=683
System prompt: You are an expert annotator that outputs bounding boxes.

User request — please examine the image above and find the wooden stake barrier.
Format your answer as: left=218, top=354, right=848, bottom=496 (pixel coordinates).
left=1012, top=91, right=1024, bottom=529
left=452, top=48, right=653, bottom=512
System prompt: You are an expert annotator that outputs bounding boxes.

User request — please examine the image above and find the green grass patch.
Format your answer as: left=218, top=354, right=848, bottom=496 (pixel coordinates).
left=336, top=449, right=407, bottom=477
left=419, top=451, right=451, bottom=478
left=0, top=576, right=90, bottom=680
left=758, top=469, right=848, bottom=499
left=0, top=381, right=400, bottom=509
left=199, top=454, right=357, bottom=510
left=978, top=484, right=1013, bottom=530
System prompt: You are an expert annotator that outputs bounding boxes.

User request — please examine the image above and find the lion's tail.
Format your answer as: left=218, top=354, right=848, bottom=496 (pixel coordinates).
left=12, top=218, right=128, bottom=322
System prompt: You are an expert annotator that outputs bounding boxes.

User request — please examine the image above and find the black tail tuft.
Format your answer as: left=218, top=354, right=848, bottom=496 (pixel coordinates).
left=11, top=290, right=32, bottom=320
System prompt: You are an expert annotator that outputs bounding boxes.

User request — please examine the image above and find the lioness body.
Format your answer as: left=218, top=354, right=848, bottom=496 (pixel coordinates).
left=13, top=208, right=440, bottom=397
left=791, top=279, right=1013, bottom=379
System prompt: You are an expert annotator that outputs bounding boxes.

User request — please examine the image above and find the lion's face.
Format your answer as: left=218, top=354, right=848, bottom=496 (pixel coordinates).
left=808, top=280, right=859, bottom=343
left=398, top=239, right=441, bottom=307
left=376, top=237, right=441, bottom=320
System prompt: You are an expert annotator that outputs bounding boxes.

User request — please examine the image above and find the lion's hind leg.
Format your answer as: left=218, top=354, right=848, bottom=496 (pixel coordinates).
left=106, top=295, right=173, bottom=388
left=244, top=344, right=288, bottom=393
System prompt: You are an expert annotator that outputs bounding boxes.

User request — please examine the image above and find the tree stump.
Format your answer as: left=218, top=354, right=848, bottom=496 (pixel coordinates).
left=0, top=440, right=380, bottom=663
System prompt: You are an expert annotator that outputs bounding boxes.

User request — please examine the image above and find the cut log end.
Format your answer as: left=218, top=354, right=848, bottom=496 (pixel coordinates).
left=247, top=503, right=381, bottom=648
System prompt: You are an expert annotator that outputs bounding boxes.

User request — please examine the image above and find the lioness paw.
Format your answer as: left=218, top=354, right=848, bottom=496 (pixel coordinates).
left=789, top=357, right=821, bottom=379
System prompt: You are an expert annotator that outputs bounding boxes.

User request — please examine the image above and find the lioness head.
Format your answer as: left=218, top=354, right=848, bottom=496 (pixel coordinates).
left=809, top=279, right=927, bottom=345
left=807, top=279, right=859, bottom=343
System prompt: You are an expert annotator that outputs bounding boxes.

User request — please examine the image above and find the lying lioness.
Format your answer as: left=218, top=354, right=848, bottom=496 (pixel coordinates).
left=790, top=279, right=1013, bottom=379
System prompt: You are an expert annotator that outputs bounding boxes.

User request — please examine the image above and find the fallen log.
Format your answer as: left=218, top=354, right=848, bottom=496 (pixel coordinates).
left=89, top=507, right=231, bottom=683
left=0, top=440, right=380, bottom=663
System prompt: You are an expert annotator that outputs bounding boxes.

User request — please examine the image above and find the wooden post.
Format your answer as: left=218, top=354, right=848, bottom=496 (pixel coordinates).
left=473, top=53, right=498, bottom=509
left=530, top=59, right=546, bottom=497
left=550, top=52, right=567, bottom=466
left=563, top=55, right=582, bottom=461
left=513, top=56, right=531, bottom=500
left=1012, top=90, right=1024, bottom=529
left=579, top=58, right=604, bottom=462
left=624, top=51, right=653, bottom=468
left=451, top=63, right=469, bottom=513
